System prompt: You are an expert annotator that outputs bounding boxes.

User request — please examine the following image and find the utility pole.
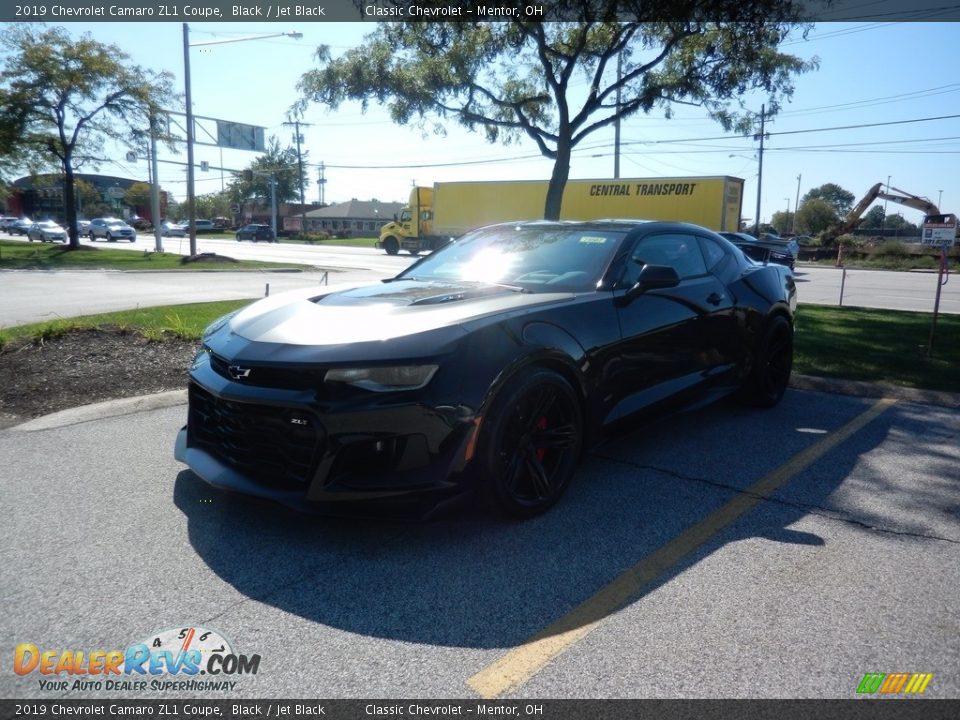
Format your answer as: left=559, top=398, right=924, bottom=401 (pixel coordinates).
left=317, top=162, right=327, bottom=205
left=753, top=104, right=767, bottom=238
left=283, top=118, right=311, bottom=235
left=614, top=50, right=622, bottom=180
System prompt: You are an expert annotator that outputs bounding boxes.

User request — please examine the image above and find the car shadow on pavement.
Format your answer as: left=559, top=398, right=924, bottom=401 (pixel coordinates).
left=171, top=390, right=930, bottom=651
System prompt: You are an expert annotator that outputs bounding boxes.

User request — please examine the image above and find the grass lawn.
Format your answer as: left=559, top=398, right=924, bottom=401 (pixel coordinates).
left=0, top=299, right=253, bottom=346
left=0, top=240, right=309, bottom=271
left=2, top=299, right=957, bottom=394
left=794, top=304, right=959, bottom=393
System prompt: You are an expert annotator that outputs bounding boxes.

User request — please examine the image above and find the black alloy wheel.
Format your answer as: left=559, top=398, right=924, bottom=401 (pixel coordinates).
left=740, top=315, right=793, bottom=408
left=481, top=368, right=583, bottom=518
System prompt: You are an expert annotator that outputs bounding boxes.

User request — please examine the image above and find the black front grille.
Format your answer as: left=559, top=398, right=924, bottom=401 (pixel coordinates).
left=209, top=353, right=327, bottom=390
left=188, top=384, right=323, bottom=490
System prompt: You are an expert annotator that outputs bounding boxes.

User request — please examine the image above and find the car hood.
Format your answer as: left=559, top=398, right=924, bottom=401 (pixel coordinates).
left=228, top=280, right=574, bottom=347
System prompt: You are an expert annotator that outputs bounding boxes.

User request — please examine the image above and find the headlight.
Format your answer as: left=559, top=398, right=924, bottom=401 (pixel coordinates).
left=325, top=365, right=439, bottom=392
left=202, top=310, right=239, bottom=340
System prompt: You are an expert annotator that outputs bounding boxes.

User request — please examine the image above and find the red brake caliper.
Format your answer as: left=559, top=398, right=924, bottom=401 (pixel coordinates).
left=534, top=417, right=548, bottom=461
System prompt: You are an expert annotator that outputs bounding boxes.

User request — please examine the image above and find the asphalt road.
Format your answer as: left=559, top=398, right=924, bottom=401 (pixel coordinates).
left=1, top=389, right=957, bottom=699
left=2, top=233, right=958, bottom=328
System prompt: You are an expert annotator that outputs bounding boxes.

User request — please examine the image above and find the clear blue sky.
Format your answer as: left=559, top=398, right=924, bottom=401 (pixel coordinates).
left=7, top=21, right=960, bottom=225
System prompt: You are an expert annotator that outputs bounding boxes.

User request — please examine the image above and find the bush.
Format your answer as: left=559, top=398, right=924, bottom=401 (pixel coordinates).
left=876, top=240, right=909, bottom=257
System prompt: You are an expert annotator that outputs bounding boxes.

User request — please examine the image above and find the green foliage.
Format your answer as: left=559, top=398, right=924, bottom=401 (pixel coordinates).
left=882, top=213, right=919, bottom=233
left=2, top=300, right=252, bottom=345
left=860, top=205, right=886, bottom=229
left=296, top=9, right=816, bottom=219
left=229, top=137, right=307, bottom=210
left=796, top=198, right=838, bottom=235
left=801, top=183, right=856, bottom=217
left=194, top=192, right=234, bottom=221
left=875, top=240, right=909, bottom=257
left=0, top=25, right=177, bottom=248
left=769, top=210, right=794, bottom=235
left=123, top=181, right=153, bottom=210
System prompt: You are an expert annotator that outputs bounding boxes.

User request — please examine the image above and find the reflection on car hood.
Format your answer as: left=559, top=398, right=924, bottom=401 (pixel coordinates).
left=230, top=280, right=574, bottom=346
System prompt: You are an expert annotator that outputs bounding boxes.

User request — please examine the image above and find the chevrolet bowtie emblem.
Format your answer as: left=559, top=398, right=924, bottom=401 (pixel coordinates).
left=228, top=365, right=252, bottom=380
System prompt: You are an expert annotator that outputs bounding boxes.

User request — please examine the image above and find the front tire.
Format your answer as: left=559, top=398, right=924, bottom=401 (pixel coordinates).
left=479, top=368, right=583, bottom=518
left=382, top=236, right=399, bottom=255
left=739, top=315, right=793, bottom=407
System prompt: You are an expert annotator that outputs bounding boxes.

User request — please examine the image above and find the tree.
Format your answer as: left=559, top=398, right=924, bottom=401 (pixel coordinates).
left=770, top=210, right=794, bottom=235
left=801, top=183, right=855, bottom=218
left=795, top=197, right=837, bottom=235
left=194, top=191, right=233, bottom=221
left=229, top=137, right=307, bottom=212
left=296, top=4, right=815, bottom=220
left=0, top=25, right=175, bottom=248
left=123, top=181, right=153, bottom=212
left=883, top=213, right=919, bottom=234
left=860, top=205, right=886, bottom=229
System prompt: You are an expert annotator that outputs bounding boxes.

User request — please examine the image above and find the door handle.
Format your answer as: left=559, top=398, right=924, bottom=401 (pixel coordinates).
left=706, top=292, right=725, bottom=306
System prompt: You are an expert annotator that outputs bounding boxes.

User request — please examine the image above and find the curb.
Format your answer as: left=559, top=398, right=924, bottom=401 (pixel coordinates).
left=7, top=375, right=957, bottom=433
left=790, top=374, right=959, bottom=409
left=9, top=390, right=187, bottom=432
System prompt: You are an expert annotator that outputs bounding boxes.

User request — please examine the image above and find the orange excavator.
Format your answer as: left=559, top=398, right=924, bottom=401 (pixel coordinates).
left=822, top=182, right=946, bottom=242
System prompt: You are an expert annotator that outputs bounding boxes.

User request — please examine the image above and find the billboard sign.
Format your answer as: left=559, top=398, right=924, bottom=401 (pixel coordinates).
left=216, top=121, right=266, bottom=152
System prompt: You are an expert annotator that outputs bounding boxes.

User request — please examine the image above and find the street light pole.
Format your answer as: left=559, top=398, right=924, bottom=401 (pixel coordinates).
left=182, top=22, right=196, bottom=256
left=794, top=174, right=801, bottom=234
left=182, top=26, right=302, bottom=257
left=938, top=190, right=943, bottom=210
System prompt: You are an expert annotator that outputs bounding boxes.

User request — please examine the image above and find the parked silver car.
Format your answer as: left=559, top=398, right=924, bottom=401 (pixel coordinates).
left=88, top=217, right=136, bottom=242
left=160, top=221, right=186, bottom=237
left=28, top=220, right=68, bottom=243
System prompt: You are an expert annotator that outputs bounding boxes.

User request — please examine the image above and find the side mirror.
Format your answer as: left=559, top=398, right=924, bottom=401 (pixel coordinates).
left=625, top=262, right=680, bottom=299
left=393, top=213, right=398, bottom=222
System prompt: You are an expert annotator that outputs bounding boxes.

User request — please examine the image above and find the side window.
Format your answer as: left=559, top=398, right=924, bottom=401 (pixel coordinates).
left=624, top=233, right=708, bottom=285
left=698, top=236, right=729, bottom=272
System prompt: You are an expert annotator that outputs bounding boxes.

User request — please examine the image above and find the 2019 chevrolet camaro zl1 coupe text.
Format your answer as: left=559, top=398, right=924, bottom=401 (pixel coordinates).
left=175, top=220, right=797, bottom=519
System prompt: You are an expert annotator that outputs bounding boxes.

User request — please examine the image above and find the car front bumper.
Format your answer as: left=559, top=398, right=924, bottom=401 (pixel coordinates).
left=174, top=355, right=480, bottom=518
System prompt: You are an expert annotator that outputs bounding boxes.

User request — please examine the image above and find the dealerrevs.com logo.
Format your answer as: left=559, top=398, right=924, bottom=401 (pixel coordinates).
left=857, top=672, right=933, bottom=695
left=14, top=626, right=261, bottom=693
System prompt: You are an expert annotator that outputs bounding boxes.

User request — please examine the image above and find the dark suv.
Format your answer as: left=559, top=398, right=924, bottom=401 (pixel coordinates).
left=235, top=224, right=276, bottom=242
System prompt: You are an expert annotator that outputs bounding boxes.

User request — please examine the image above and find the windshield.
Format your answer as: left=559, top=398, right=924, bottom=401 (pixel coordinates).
left=397, top=225, right=627, bottom=292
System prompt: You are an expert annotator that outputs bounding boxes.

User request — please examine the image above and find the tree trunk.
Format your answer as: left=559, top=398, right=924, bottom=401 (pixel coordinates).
left=543, top=138, right=572, bottom=221
left=63, top=159, right=79, bottom=250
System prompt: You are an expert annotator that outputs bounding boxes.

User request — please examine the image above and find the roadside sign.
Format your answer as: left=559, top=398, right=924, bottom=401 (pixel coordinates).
left=231, top=204, right=240, bottom=214
left=922, top=213, right=957, bottom=247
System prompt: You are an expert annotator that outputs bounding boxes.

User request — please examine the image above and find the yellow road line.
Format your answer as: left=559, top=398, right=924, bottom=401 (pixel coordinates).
left=467, top=397, right=897, bottom=698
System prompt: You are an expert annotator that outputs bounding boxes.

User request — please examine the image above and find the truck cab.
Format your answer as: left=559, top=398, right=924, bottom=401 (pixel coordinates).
left=378, top=186, right=435, bottom=255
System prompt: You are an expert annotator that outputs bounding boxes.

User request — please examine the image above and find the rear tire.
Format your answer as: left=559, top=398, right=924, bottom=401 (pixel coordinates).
left=478, top=368, right=583, bottom=518
left=739, top=315, right=793, bottom=408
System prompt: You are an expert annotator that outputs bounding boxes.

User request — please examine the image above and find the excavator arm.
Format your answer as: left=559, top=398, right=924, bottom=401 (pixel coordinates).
left=821, top=183, right=941, bottom=242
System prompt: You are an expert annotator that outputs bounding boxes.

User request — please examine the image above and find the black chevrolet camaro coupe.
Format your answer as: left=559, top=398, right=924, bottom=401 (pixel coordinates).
left=175, top=220, right=797, bottom=518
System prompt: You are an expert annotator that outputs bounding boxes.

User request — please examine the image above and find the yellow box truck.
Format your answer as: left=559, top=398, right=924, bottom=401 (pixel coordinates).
left=377, top=176, right=744, bottom=255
